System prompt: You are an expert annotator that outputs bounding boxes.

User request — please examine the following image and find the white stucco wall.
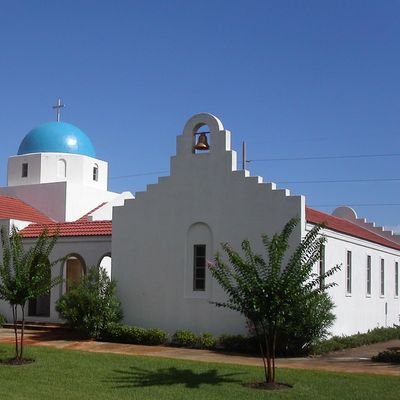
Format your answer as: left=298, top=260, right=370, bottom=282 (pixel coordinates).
left=112, top=113, right=304, bottom=335
left=0, top=235, right=111, bottom=323
left=309, top=223, right=400, bottom=335
left=0, top=177, right=121, bottom=222
left=7, top=153, right=108, bottom=190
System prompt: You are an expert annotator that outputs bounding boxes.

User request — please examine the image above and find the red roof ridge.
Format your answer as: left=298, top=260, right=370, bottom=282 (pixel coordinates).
left=76, top=202, right=108, bottom=221
left=306, top=207, right=400, bottom=251
left=0, top=195, right=53, bottom=224
left=20, top=219, right=112, bottom=238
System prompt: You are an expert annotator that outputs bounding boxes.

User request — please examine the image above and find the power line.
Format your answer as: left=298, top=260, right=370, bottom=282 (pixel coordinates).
left=249, top=153, right=400, bottom=162
left=277, top=178, right=400, bottom=184
left=109, top=170, right=168, bottom=180
left=310, top=203, right=400, bottom=207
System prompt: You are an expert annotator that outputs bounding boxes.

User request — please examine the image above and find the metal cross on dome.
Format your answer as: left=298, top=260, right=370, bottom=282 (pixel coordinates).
left=53, top=98, right=65, bottom=122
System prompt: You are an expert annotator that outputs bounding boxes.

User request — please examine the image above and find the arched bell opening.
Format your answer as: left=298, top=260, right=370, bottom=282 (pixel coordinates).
left=98, top=253, right=112, bottom=278
left=193, top=124, right=211, bottom=154
left=63, top=254, right=86, bottom=293
left=28, top=256, right=51, bottom=317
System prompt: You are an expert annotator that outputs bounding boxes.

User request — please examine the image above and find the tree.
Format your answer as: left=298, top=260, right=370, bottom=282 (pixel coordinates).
left=0, top=226, right=62, bottom=362
left=56, top=266, right=123, bottom=339
left=209, top=217, right=340, bottom=386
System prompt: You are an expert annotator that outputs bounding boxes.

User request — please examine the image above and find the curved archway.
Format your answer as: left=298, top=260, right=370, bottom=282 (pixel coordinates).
left=185, top=222, right=213, bottom=295
left=64, top=253, right=86, bottom=292
left=57, top=158, right=66, bottom=178
left=98, top=253, right=112, bottom=278
left=28, top=256, right=51, bottom=317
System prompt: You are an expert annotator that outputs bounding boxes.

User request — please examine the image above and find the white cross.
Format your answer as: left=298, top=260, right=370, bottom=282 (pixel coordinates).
left=53, top=98, right=65, bottom=122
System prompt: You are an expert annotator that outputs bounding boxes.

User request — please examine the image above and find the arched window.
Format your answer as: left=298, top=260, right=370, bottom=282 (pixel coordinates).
left=57, top=159, right=67, bottom=178
left=28, top=256, right=51, bottom=317
left=93, top=164, right=99, bottom=181
left=64, top=254, right=86, bottom=292
left=98, top=253, right=112, bottom=278
left=185, top=222, right=213, bottom=297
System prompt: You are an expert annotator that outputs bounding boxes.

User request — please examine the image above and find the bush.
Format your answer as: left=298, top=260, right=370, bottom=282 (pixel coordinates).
left=372, top=348, right=400, bottom=363
left=0, top=314, right=6, bottom=327
left=56, top=266, right=123, bottom=339
left=199, top=332, right=217, bottom=349
left=275, top=293, right=335, bottom=356
left=101, top=323, right=167, bottom=345
left=311, top=325, right=400, bottom=355
left=217, top=334, right=258, bottom=353
left=171, top=329, right=199, bottom=348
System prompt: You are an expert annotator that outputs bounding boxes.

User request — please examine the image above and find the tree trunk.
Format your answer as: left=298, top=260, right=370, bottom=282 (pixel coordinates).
left=12, top=304, right=19, bottom=359
left=254, top=324, right=268, bottom=383
left=19, top=305, right=25, bottom=360
left=272, top=328, right=277, bottom=383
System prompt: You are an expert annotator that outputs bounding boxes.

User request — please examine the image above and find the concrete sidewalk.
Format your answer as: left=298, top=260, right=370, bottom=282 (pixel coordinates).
left=1, top=328, right=399, bottom=376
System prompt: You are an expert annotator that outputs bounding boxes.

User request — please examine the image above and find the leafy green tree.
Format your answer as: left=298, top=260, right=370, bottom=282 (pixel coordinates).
left=56, top=266, right=123, bottom=339
left=0, top=226, right=62, bottom=361
left=209, top=217, right=340, bottom=385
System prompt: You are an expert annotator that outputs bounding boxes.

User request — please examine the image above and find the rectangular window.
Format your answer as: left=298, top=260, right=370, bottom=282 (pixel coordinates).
left=380, top=259, right=385, bottom=296
left=93, top=166, right=98, bottom=181
left=22, top=163, right=28, bottom=178
left=346, top=250, right=352, bottom=294
left=193, top=244, right=206, bottom=291
left=366, top=255, right=371, bottom=296
left=319, top=245, right=325, bottom=289
left=395, top=262, right=398, bottom=297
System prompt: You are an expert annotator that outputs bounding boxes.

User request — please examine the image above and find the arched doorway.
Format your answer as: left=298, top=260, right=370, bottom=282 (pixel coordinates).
left=65, top=254, right=86, bottom=292
left=98, top=253, right=112, bottom=278
left=28, top=257, right=51, bottom=317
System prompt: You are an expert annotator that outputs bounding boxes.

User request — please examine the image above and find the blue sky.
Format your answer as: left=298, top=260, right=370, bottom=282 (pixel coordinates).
left=1, top=1, right=399, bottom=230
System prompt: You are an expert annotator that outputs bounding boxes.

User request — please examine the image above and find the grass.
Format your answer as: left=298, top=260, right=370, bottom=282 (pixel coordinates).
left=0, top=344, right=399, bottom=400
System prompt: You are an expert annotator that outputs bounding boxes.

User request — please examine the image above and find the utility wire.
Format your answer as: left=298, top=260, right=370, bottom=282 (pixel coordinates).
left=310, top=203, right=400, bottom=207
left=110, top=170, right=168, bottom=180
left=277, top=178, right=400, bottom=184
left=249, top=153, right=400, bottom=162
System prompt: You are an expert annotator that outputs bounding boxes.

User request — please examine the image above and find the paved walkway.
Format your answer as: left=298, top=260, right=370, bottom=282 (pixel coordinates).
left=1, top=328, right=399, bottom=376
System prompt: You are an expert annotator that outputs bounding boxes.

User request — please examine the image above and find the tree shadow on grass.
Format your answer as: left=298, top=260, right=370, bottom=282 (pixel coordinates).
left=106, top=366, right=242, bottom=389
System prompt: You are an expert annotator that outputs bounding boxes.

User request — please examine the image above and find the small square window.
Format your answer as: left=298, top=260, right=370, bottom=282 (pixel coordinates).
left=22, top=163, right=28, bottom=178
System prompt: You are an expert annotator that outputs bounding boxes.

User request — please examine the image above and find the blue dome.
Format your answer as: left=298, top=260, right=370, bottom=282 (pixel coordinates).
left=18, top=121, right=96, bottom=157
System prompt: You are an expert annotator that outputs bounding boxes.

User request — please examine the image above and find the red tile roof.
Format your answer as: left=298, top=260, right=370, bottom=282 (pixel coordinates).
left=76, top=202, right=108, bottom=222
left=0, top=195, right=53, bottom=224
left=20, top=220, right=112, bottom=238
left=306, top=207, right=400, bottom=251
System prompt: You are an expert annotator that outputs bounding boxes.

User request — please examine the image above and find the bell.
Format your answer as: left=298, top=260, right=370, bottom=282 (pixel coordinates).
left=194, top=133, right=210, bottom=150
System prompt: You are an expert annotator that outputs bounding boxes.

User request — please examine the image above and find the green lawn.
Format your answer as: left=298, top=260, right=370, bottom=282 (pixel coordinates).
left=0, top=344, right=399, bottom=400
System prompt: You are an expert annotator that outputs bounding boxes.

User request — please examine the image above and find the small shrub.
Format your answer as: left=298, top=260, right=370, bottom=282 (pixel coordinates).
left=171, top=330, right=199, bottom=347
left=100, top=323, right=167, bottom=345
left=198, top=332, right=217, bottom=349
left=372, top=348, right=400, bottom=363
left=0, top=314, right=6, bottom=327
left=56, top=267, right=123, bottom=339
left=311, top=325, right=400, bottom=355
left=217, top=334, right=258, bottom=353
left=141, top=328, right=168, bottom=345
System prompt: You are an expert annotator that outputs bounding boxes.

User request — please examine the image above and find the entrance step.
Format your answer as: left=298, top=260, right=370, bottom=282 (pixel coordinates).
left=3, top=321, right=67, bottom=331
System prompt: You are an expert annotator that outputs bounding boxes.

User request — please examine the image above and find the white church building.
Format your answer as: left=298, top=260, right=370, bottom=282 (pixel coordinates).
left=0, top=110, right=399, bottom=336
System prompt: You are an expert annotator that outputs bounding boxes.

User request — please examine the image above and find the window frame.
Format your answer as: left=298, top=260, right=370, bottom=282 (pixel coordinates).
left=380, top=258, right=385, bottom=297
left=366, top=255, right=372, bottom=297
left=395, top=261, right=399, bottom=298
left=346, top=250, right=352, bottom=295
left=93, top=165, right=99, bottom=181
left=21, top=163, right=28, bottom=178
left=193, top=244, right=206, bottom=291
